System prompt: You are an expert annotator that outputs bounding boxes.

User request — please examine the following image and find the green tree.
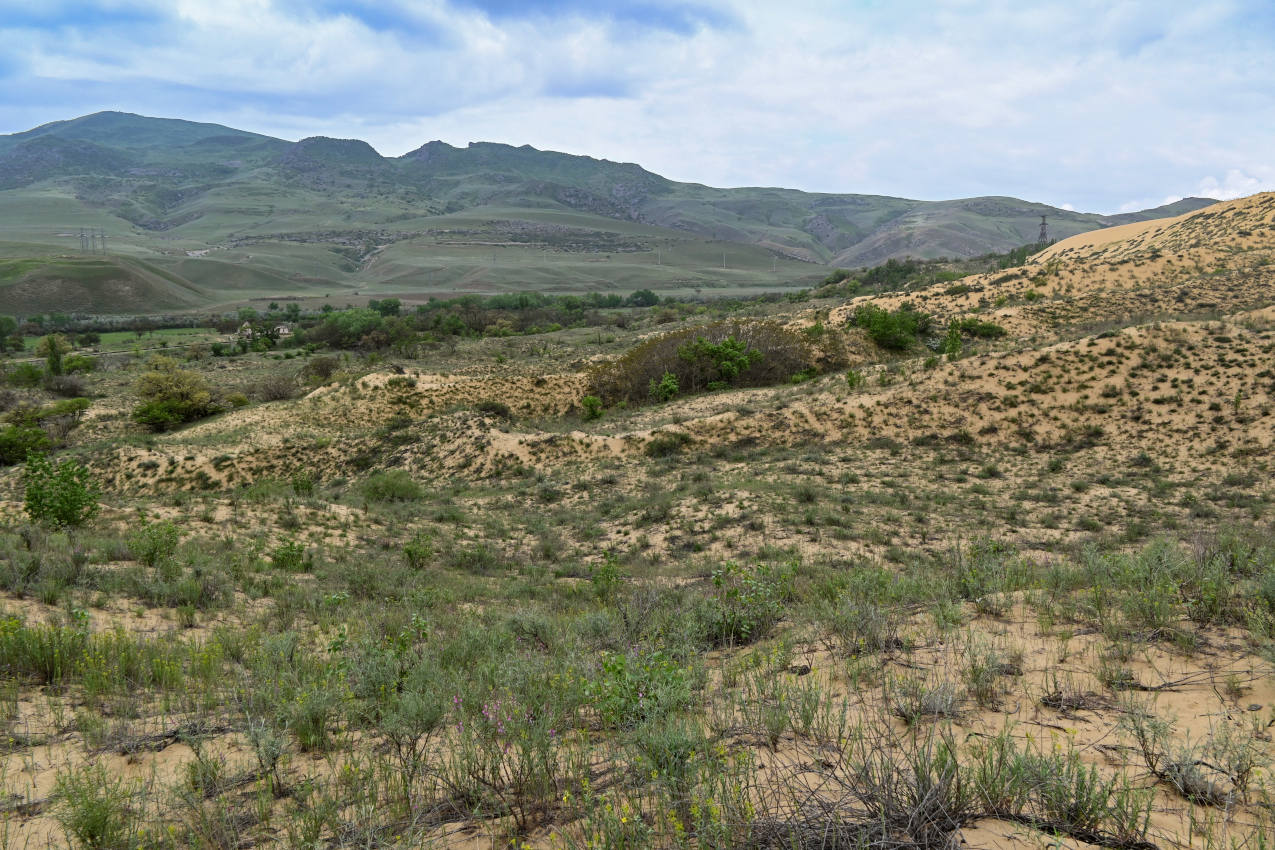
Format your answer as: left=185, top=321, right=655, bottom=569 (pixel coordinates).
left=23, top=454, right=100, bottom=527
left=34, top=334, right=72, bottom=376
left=626, top=289, right=659, bottom=307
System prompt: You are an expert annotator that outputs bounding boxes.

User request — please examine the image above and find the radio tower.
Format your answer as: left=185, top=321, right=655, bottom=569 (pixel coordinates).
left=1038, top=215, right=1048, bottom=245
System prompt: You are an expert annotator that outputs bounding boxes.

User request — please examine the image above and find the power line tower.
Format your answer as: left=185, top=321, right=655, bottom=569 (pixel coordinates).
left=89, top=229, right=98, bottom=253
left=1038, top=215, right=1048, bottom=244
left=79, top=229, right=88, bottom=252
left=99, top=229, right=107, bottom=254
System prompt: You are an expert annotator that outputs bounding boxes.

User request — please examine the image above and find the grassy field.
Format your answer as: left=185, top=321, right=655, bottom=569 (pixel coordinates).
left=0, top=193, right=1270, bottom=849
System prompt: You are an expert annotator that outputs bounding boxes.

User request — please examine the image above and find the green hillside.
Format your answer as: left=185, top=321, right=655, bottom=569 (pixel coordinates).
left=0, top=111, right=1218, bottom=315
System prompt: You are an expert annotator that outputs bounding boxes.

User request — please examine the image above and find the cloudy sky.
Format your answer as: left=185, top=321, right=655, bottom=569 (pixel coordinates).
left=0, top=0, right=1270, bottom=213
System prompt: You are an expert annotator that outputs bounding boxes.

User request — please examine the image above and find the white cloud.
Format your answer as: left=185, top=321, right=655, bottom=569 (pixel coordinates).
left=1, top=0, right=1272, bottom=212
left=1196, top=168, right=1275, bottom=201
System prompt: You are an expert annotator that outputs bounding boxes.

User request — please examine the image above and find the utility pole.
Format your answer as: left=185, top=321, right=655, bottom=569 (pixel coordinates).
left=721, top=251, right=726, bottom=270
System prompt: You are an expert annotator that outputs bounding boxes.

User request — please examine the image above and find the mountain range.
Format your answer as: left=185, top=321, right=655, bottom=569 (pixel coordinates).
left=0, top=112, right=1217, bottom=314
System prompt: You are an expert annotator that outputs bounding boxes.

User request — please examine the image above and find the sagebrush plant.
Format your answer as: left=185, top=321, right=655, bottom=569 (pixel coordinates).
left=23, top=453, right=99, bottom=527
left=54, top=763, right=140, bottom=850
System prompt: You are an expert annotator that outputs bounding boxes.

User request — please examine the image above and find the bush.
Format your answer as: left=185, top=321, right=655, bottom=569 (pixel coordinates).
left=649, top=371, right=679, bottom=402
left=580, top=395, right=604, bottom=421
left=254, top=374, right=298, bottom=402
left=475, top=399, right=512, bottom=419
left=645, top=431, right=692, bottom=458
left=44, top=374, right=86, bottom=398
left=7, top=362, right=43, bottom=388
left=954, top=317, right=1007, bottom=339
left=0, top=425, right=52, bottom=465
left=300, top=355, right=341, bottom=383
left=34, top=334, right=71, bottom=376
left=676, top=335, right=763, bottom=390
left=129, top=520, right=180, bottom=569
left=23, top=454, right=100, bottom=528
left=851, top=304, right=933, bottom=351
left=590, top=319, right=816, bottom=405
left=132, top=358, right=223, bottom=431
left=63, top=354, right=96, bottom=374
left=362, top=469, right=423, bottom=502
left=54, top=763, right=140, bottom=850
left=626, top=288, right=660, bottom=307
left=270, top=539, right=310, bottom=572
left=403, top=533, right=434, bottom=569
left=699, top=561, right=795, bottom=647
left=585, top=649, right=693, bottom=729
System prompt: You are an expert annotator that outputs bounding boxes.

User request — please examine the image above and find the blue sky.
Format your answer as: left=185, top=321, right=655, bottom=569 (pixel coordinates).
left=0, top=0, right=1270, bottom=212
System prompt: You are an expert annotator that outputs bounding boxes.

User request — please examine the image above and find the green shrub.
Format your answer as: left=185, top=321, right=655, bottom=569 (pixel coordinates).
left=54, top=763, right=139, bottom=850
left=403, top=533, right=434, bottom=569
left=34, top=334, right=71, bottom=377
left=585, top=649, right=693, bottom=729
left=63, top=354, right=96, bottom=374
left=132, top=358, right=223, bottom=431
left=955, top=317, right=1008, bottom=338
left=0, top=425, right=52, bottom=465
left=821, top=268, right=853, bottom=286
left=129, top=520, right=180, bottom=569
left=270, top=539, right=310, bottom=572
left=23, top=454, right=99, bottom=528
left=475, top=399, right=512, bottom=419
left=589, top=319, right=817, bottom=405
left=580, top=395, right=604, bottom=421
left=361, top=469, right=423, bottom=502
left=851, top=304, right=933, bottom=351
left=645, top=430, right=692, bottom=458
left=291, top=471, right=315, bottom=495
left=676, top=334, right=762, bottom=388
left=7, top=362, right=43, bottom=388
left=0, top=616, right=88, bottom=684
left=649, top=371, right=679, bottom=402
left=700, top=561, right=795, bottom=647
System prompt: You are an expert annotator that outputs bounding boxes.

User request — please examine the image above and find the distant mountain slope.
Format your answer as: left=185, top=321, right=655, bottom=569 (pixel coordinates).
left=0, top=112, right=1217, bottom=262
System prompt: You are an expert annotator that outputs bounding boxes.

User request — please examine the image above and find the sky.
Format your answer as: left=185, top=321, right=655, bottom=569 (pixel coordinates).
left=0, top=0, right=1271, bottom=213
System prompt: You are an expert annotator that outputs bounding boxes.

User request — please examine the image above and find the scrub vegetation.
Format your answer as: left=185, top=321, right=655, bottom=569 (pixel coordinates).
left=0, top=192, right=1273, bottom=849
